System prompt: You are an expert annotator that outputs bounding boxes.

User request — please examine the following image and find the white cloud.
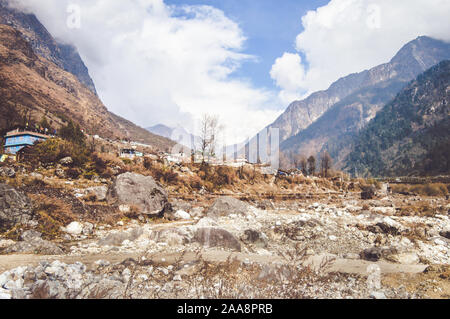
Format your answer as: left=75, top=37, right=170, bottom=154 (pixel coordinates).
left=270, top=52, right=307, bottom=104
left=272, top=0, right=450, bottom=97
left=10, top=0, right=283, bottom=144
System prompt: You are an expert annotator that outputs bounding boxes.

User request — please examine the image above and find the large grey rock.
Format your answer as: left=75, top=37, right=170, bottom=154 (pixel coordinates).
left=0, top=183, right=34, bottom=232
left=98, top=227, right=144, bottom=246
left=193, top=227, right=241, bottom=252
left=20, top=230, right=42, bottom=242
left=206, top=197, right=250, bottom=218
left=106, top=173, right=170, bottom=216
left=3, top=238, right=64, bottom=255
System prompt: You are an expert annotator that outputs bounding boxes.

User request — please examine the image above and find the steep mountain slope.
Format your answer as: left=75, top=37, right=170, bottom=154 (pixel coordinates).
left=344, top=60, right=450, bottom=177
left=0, top=0, right=97, bottom=94
left=274, top=36, right=450, bottom=160
left=0, top=22, right=174, bottom=151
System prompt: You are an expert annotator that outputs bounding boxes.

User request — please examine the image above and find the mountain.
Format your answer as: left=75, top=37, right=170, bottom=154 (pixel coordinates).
left=269, top=36, right=450, bottom=163
left=147, top=124, right=201, bottom=151
left=146, top=124, right=174, bottom=140
left=344, top=60, right=450, bottom=177
left=0, top=0, right=96, bottom=94
left=0, top=2, right=175, bottom=151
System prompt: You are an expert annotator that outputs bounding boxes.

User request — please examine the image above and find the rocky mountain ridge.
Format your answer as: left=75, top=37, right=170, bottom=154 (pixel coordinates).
left=344, top=60, right=450, bottom=177
left=271, top=36, right=450, bottom=163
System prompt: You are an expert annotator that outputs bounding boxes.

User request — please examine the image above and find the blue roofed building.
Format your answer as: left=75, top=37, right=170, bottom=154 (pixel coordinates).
left=3, top=129, right=50, bottom=155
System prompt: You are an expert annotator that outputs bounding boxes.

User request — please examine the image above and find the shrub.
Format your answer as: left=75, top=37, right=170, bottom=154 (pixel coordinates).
left=29, top=194, right=76, bottom=239
left=25, top=138, right=90, bottom=167
left=67, top=168, right=82, bottom=179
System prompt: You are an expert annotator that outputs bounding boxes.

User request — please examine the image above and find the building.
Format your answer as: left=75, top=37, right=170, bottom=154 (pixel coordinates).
left=3, top=129, right=50, bottom=155
left=119, top=148, right=143, bottom=159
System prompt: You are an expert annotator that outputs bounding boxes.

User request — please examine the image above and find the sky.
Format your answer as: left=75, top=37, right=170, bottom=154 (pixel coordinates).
left=8, top=0, right=450, bottom=145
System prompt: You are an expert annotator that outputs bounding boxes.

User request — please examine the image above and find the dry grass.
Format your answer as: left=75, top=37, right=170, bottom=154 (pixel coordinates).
left=391, top=183, right=449, bottom=197
left=396, top=203, right=438, bottom=218
left=28, top=194, right=76, bottom=239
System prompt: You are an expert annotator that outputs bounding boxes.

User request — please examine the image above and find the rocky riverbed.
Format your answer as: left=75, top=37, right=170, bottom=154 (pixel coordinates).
left=1, top=186, right=449, bottom=299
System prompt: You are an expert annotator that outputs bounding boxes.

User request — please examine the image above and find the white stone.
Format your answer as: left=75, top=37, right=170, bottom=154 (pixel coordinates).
left=122, top=240, right=132, bottom=246
left=174, top=210, right=191, bottom=220
left=160, top=268, right=169, bottom=275
left=65, top=222, right=83, bottom=235
left=119, top=205, right=131, bottom=213
left=139, top=274, right=149, bottom=281
left=434, top=238, right=446, bottom=246
left=0, top=272, right=11, bottom=287
left=122, top=268, right=131, bottom=277
left=173, top=275, right=182, bottom=281
left=329, top=235, right=337, bottom=241
left=0, top=289, right=11, bottom=300
left=370, top=291, right=387, bottom=299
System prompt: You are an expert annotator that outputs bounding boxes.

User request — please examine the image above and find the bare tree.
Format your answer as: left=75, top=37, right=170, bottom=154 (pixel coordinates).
left=299, top=156, right=308, bottom=176
left=307, top=155, right=316, bottom=176
left=279, top=151, right=293, bottom=170
left=199, top=114, right=220, bottom=164
left=320, top=151, right=332, bottom=178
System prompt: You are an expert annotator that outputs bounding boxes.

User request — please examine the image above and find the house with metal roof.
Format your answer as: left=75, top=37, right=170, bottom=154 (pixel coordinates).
left=3, top=129, right=50, bottom=155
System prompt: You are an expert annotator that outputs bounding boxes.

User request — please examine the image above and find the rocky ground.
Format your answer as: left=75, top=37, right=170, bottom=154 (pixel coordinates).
left=0, top=165, right=449, bottom=299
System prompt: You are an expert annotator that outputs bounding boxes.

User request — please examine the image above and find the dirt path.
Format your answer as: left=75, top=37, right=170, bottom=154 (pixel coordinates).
left=0, top=250, right=428, bottom=276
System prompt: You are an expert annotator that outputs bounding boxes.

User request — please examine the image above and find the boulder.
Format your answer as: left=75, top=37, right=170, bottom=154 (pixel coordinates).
left=0, top=167, right=15, bottom=178
left=174, top=210, right=191, bottom=220
left=20, top=230, right=42, bottom=242
left=97, top=227, right=144, bottom=246
left=206, top=197, right=250, bottom=219
left=361, top=185, right=376, bottom=200
left=240, top=229, right=268, bottom=248
left=64, top=222, right=83, bottom=236
left=360, top=247, right=398, bottom=262
left=59, top=157, right=73, bottom=166
left=439, top=228, right=450, bottom=240
left=193, top=227, right=241, bottom=252
left=3, top=239, right=64, bottom=255
left=85, top=186, right=108, bottom=201
left=385, top=252, right=420, bottom=265
left=55, top=168, right=65, bottom=178
left=0, top=183, right=34, bottom=232
left=106, top=173, right=170, bottom=216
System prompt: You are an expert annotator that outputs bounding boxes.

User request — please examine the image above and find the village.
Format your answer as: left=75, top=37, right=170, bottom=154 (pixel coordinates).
left=0, top=120, right=449, bottom=300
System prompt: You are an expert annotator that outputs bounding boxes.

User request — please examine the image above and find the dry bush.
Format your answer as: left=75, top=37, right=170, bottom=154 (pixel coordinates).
left=367, top=178, right=382, bottom=189
left=180, top=247, right=335, bottom=299
left=391, top=184, right=410, bottom=194
left=397, top=203, right=436, bottom=217
left=29, top=194, right=76, bottom=239
left=24, top=138, right=90, bottom=167
left=392, top=183, right=448, bottom=197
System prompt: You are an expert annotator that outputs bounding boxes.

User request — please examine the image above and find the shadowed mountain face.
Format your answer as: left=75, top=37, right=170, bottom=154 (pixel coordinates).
left=270, top=36, right=450, bottom=164
left=344, top=60, right=450, bottom=177
left=0, top=4, right=175, bottom=151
